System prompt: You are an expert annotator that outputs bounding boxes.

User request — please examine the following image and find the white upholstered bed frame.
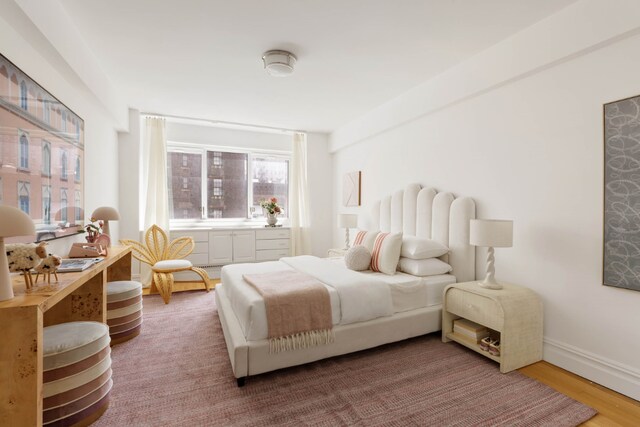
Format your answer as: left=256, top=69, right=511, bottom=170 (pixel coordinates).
left=215, top=183, right=476, bottom=386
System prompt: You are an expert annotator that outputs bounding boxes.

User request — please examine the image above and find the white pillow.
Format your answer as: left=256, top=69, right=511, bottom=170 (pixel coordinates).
left=370, top=232, right=403, bottom=275
left=344, top=246, right=372, bottom=271
left=352, top=230, right=380, bottom=252
left=397, top=257, right=452, bottom=276
left=401, top=236, right=449, bottom=260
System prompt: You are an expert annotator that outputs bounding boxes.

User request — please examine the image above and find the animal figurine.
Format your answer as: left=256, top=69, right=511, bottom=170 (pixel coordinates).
left=6, top=242, right=47, bottom=290
left=34, top=253, right=62, bottom=284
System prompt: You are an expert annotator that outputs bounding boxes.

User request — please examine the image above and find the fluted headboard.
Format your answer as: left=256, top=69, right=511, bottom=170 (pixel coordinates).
left=371, top=183, right=476, bottom=282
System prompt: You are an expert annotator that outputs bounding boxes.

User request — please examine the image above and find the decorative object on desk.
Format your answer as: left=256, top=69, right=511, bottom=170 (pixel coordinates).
left=260, top=197, right=282, bottom=226
left=34, top=254, right=61, bottom=284
left=91, top=206, right=120, bottom=241
left=604, top=94, right=640, bottom=292
left=470, top=219, right=513, bottom=290
left=0, top=53, right=85, bottom=243
left=343, top=171, right=361, bottom=207
left=84, top=218, right=103, bottom=243
left=338, top=214, right=358, bottom=249
left=0, top=205, right=36, bottom=300
left=6, top=242, right=47, bottom=292
left=95, top=234, right=111, bottom=251
left=68, top=242, right=107, bottom=258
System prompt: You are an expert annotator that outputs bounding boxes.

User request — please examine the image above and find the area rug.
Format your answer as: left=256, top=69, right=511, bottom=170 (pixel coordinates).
left=94, top=290, right=596, bottom=426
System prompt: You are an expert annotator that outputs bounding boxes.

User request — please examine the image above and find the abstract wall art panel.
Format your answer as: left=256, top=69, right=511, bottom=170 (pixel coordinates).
left=603, top=94, right=640, bottom=292
left=342, top=171, right=361, bottom=207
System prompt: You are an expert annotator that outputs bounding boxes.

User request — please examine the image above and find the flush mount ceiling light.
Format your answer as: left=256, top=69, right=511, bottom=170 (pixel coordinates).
left=262, top=50, right=297, bottom=77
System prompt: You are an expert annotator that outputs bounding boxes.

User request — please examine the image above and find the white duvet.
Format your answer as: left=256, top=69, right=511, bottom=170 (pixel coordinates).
left=221, top=256, right=394, bottom=341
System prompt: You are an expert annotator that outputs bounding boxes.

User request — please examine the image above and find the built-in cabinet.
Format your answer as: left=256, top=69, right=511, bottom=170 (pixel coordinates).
left=170, top=227, right=290, bottom=279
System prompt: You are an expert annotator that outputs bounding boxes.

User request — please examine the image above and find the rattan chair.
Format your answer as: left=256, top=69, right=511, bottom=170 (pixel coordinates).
left=120, top=225, right=211, bottom=304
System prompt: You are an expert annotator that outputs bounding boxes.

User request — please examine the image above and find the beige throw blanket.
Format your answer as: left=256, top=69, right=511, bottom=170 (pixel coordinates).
left=243, top=270, right=333, bottom=353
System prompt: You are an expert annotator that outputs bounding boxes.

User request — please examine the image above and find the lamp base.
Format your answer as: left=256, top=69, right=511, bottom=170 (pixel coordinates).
left=478, top=280, right=503, bottom=290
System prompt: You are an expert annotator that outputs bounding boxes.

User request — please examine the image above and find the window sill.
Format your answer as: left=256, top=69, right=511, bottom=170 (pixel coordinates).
left=170, top=219, right=289, bottom=231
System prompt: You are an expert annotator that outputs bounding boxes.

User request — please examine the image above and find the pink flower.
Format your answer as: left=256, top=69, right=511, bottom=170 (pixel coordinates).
left=271, top=197, right=278, bottom=203
left=274, top=206, right=281, bottom=213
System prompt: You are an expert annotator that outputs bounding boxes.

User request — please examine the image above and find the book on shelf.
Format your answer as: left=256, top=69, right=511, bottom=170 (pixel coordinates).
left=453, top=319, right=490, bottom=341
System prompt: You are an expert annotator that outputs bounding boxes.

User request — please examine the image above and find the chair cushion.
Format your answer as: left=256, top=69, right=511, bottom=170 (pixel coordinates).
left=153, top=259, right=192, bottom=271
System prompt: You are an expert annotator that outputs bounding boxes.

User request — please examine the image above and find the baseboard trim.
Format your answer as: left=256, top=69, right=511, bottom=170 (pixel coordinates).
left=544, top=337, right=640, bottom=401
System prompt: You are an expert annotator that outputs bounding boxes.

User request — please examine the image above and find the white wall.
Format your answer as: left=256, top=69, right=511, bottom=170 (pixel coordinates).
left=307, top=133, right=332, bottom=257
left=330, top=0, right=640, bottom=400
left=0, top=1, right=122, bottom=255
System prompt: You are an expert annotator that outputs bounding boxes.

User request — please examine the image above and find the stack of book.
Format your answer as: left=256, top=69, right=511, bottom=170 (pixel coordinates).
left=453, top=318, right=490, bottom=343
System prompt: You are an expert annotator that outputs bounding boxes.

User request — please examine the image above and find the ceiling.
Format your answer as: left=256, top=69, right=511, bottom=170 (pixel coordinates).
left=59, top=0, right=576, bottom=133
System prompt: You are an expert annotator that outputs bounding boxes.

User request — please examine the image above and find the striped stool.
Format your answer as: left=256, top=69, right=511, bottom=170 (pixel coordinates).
left=43, top=321, right=112, bottom=426
left=107, top=280, right=143, bottom=344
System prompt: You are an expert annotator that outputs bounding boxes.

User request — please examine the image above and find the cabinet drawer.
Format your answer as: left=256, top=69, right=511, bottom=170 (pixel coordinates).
left=256, top=249, right=290, bottom=261
left=445, top=288, right=503, bottom=331
left=170, top=230, right=209, bottom=242
left=255, top=229, right=290, bottom=240
left=255, top=239, right=290, bottom=250
left=186, top=253, right=209, bottom=266
left=193, top=242, right=208, bottom=254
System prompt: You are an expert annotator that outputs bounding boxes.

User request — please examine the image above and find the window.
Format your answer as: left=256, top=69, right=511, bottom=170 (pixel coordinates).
left=251, top=155, right=289, bottom=218
left=43, top=99, right=50, bottom=124
left=42, top=185, right=51, bottom=223
left=74, top=156, right=81, bottom=182
left=61, top=150, right=68, bottom=180
left=167, top=144, right=290, bottom=221
left=19, top=133, right=29, bottom=169
left=60, top=189, right=68, bottom=223
left=75, top=191, right=81, bottom=221
left=42, top=141, right=51, bottom=176
left=20, top=81, right=27, bottom=110
left=61, top=110, right=67, bottom=132
left=18, top=181, right=30, bottom=214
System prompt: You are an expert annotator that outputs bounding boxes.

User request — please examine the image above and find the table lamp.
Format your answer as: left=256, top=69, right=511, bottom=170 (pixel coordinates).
left=470, top=219, right=513, bottom=290
left=91, top=206, right=120, bottom=237
left=338, top=214, right=358, bottom=250
left=0, top=206, right=36, bottom=301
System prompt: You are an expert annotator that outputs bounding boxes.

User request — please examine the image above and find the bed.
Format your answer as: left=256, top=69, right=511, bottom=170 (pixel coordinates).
left=215, top=183, right=476, bottom=386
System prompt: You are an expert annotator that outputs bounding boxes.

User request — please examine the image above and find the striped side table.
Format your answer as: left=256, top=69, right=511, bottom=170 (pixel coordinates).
left=107, top=280, right=144, bottom=344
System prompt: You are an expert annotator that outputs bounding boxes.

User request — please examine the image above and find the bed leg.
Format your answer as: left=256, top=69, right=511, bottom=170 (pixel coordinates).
left=236, top=377, right=246, bottom=387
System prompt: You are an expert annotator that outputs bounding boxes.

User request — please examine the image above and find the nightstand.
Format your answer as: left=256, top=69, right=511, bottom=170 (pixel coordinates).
left=327, top=248, right=348, bottom=257
left=442, top=281, right=543, bottom=373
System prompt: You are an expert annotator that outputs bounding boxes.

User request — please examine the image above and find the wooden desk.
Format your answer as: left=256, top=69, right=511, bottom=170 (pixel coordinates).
left=0, top=246, right=132, bottom=426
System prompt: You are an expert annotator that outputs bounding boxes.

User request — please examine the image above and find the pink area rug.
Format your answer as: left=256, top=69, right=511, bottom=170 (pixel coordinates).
left=94, top=290, right=596, bottom=426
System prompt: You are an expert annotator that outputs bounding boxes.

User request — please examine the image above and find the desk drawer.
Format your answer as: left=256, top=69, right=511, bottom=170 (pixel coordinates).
left=256, top=249, right=290, bottom=261
left=445, top=288, right=503, bottom=331
left=255, top=239, right=290, bottom=250
left=256, top=229, right=290, bottom=240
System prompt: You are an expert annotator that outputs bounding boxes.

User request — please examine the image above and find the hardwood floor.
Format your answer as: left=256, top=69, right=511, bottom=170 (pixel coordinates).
left=144, top=281, right=640, bottom=425
left=519, top=361, right=640, bottom=426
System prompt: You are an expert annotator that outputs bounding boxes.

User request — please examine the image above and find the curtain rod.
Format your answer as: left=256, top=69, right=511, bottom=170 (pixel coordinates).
left=140, top=112, right=306, bottom=135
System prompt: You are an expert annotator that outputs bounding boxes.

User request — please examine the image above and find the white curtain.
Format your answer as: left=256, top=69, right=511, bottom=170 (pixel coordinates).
left=140, top=117, right=169, bottom=284
left=290, top=132, right=311, bottom=255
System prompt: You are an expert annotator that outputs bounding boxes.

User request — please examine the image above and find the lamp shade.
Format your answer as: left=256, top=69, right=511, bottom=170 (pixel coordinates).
left=470, top=219, right=513, bottom=248
left=0, top=205, right=35, bottom=237
left=91, top=206, right=120, bottom=221
left=338, top=214, right=358, bottom=229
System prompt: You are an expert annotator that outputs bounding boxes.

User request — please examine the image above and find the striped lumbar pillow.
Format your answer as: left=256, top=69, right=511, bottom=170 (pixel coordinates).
left=370, top=232, right=403, bottom=275
left=352, top=230, right=380, bottom=252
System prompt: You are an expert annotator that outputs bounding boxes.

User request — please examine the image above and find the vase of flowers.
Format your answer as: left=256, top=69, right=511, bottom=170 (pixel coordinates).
left=85, top=218, right=103, bottom=243
left=260, top=197, right=282, bottom=226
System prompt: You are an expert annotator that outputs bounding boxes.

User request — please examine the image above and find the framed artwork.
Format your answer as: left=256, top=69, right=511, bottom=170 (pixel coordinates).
left=343, top=171, right=361, bottom=207
left=603, top=94, right=640, bottom=292
left=0, top=53, right=85, bottom=243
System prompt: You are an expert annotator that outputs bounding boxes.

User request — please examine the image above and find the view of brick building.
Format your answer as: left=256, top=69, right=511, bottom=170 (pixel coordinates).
left=0, top=55, right=85, bottom=241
